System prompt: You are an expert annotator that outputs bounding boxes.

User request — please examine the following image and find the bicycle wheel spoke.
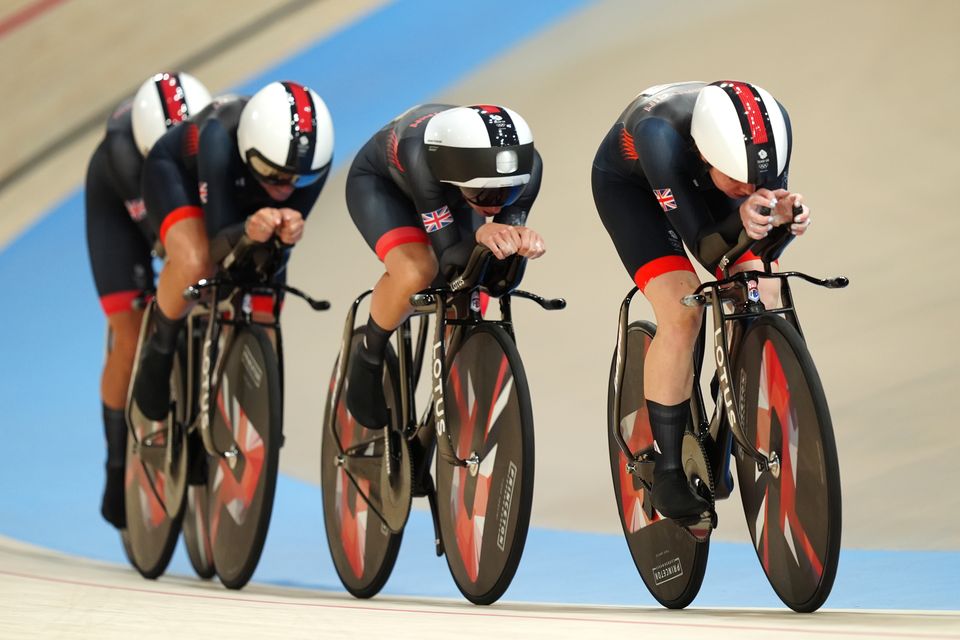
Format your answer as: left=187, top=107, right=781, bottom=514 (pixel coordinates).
left=436, top=325, right=534, bottom=605
left=735, top=315, right=841, bottom=612
left=207, top=326, right=282, bottom=589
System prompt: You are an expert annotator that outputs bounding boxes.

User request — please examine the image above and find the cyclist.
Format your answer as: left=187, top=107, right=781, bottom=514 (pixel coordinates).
left=130, top=81, right=334, bottom=428
left=592, top=81, right=812, bottom=520
left=345, top=104, right=546, bottom=428
left=85, top=72, right=212, bottom=529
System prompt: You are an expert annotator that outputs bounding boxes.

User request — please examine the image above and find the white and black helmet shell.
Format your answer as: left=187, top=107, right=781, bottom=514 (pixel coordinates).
left=131, top=72, right=212, bottom=156
left=237, top=81, right=334, bottom=176
left=691, top=81, right=789, bottom=186
left=424, top=105, right=534, bottom=188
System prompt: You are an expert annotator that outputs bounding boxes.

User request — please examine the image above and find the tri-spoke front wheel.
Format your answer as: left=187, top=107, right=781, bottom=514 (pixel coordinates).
left=734, top=315, right=842, bottom=612
left=206, top=325, right=282, bottom=589
left=435, top=324, right=535, bottom=605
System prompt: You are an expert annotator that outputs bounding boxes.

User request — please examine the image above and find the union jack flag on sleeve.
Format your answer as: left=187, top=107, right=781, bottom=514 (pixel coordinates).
left=421, top=205, right=453, bottom=233
left=653, top=188, right=677, bottom=212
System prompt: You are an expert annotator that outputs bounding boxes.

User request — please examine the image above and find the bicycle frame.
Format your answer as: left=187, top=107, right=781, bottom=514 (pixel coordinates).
left=611, top=230, right=849, bottom=489
left=183, top=240, right=329, bottom=462
left=328, top=247, right=565, bottom=553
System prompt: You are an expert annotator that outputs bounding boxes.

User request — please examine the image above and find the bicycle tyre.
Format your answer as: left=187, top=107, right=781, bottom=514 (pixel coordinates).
left=435, top=324, right=535, bottom=605
left=124, top=340, right=188, bottom=579
left=182, top=483, right=215, bottom=579
left=606, top=320, right=709, bottom=609
left=320, top=329, right=404, bottom=599
left=733, top=314, right=841, bottom=612
left=206, top=324, right=282, bottom=589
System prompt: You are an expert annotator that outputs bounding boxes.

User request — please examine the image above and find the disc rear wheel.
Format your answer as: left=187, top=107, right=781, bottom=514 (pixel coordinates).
left=124, top=336, right=188, bottom=580
left=320, top=329, right=406, bottom=599
left=606, top=320, right=709, bottom=609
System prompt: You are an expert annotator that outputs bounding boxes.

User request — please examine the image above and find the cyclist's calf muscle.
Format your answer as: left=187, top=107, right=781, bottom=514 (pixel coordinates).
left=643, top=270, right=703, bottom=405
left=102, top=309, right=144, bottom=408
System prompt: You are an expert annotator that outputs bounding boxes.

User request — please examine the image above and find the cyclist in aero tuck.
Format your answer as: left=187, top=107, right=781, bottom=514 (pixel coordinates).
left=130, top=81, right=334, bottom=430
left=592, top=81, right=812, bottom=521
left=344, top=104, right=546, bottom=429
left=85, top=72, right=212, bottom=529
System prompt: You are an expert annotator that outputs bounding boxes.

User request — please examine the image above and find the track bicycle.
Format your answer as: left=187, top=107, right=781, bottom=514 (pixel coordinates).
left=321, top=246, right=565, bottom=604
left=608, top=207, right=847, bottom=612
left=123, top=236, right=328, bottom=588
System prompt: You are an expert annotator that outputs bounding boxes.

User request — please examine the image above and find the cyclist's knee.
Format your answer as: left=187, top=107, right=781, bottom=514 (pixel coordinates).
left=173, top=243, right=213, bottom=284
left=656, top=305, right=703, bottom=347
left=643, top=270, right=702, bottom=339
left=387, top=249, right=438, bottom=293
left=108, top=312, right=143, bottom=354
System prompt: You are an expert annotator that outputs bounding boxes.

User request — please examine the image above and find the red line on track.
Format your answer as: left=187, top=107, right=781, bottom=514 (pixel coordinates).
left=1, top=569, right=957, bottom=639
left=0, top=0, right=67, bottom=39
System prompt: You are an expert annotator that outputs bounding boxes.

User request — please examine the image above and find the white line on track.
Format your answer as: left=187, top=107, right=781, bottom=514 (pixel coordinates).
left=2, top=538, right=957, bottom=640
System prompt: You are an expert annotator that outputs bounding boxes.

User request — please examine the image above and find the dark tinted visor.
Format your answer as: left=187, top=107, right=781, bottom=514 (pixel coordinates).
left=246, top=149, right=324, bottom=188
left=461, top=184, right=525, bottom=208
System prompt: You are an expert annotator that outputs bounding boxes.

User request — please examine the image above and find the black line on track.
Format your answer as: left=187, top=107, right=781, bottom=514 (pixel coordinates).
left=0, top=0, right=322, bottom=194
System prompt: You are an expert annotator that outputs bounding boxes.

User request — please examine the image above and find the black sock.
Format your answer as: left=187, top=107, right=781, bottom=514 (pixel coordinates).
left=360, top=315, right=392, bottom=363
left=648, top=400, right=690, bottom=474
left=101, top=404, right=128, bottom=528
left=150, top=306, right=184, bottom=354
left=103, top=405, right=127, bottom=469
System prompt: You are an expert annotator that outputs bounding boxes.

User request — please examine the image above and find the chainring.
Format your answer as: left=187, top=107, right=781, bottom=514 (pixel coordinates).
left=681, top=433, right=716, bottom=542
left=378, top=427, right=412, bottom=533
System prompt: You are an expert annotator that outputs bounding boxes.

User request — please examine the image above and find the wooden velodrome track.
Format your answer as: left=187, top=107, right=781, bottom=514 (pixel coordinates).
left=1, top=0, right=958, bottom=636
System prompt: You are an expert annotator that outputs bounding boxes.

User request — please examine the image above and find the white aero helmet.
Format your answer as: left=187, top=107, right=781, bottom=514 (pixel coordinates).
left=131, top=72, right=212, bottom=156
left=238, top=81, right=334, bottom=188
left=691, top=81, right=789, bottom=186
left=424, top=105, right=534, bottom=207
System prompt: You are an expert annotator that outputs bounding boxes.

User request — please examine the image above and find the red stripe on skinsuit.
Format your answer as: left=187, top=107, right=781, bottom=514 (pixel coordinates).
left=375, top=226, right=429, bottom=261
left=634, top=255, right=696, bottom=292
left=159, top=206, right=203, bottom=246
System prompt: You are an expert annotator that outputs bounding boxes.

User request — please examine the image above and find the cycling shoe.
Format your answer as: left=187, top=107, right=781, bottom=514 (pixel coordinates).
left=345, top=344, right=389, bottom=429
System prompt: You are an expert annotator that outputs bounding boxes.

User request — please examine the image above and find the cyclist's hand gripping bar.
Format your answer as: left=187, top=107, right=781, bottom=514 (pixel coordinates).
left=718, top=203, right=804, bottom=272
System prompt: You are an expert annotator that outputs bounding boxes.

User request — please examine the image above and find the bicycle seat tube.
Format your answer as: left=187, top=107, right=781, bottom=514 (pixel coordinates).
left=610, top=286, right=643, bottom=462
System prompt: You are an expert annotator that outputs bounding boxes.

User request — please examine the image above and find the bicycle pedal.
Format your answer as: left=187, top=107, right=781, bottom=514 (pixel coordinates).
left=680, top=510, right=716, bottom=543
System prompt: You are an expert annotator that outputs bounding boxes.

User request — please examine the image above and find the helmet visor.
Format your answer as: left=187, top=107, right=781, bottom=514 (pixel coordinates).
left=460, top=184, right=525, bottom=208
left=247, top=150, right=324, bottom=188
